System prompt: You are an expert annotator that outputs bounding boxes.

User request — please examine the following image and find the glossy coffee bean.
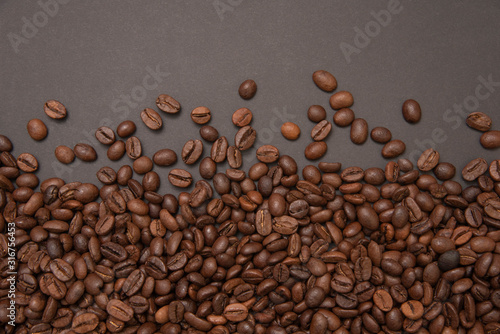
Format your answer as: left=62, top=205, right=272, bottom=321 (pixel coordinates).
left=312, top=70, right=337, bottom=92
left=402, top=99, right=422, bottom=123
left=238, top=79, right=257, bottom=100
left=27, top=119, right=48, bottom=141
left=281, top=122, right=301, bottom=140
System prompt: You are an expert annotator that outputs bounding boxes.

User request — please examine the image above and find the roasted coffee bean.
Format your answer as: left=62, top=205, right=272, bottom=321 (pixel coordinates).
left=466, top=111, right=492, bottom=131
left=191, top=106, right=211, bottom=124
left=311, top=120, right=332, bottom=141
left=481, top=130, right=500, bottom=149
left=55, top=145, right=75, bottom=164
left=200, top=125, right=219, bottom=142
left=107, top=299, right=134, bottom=322
left=256, top=145, right=279, bottom=163
left=72, top=313, right=99, bottom=333
left=417, top=148, right=440, bottom=171
left=95, top=126, right=116, bottom=145
left=141, top=108, right=163, bottom=130
left=232, top=107, right=253, bottom=127
left=17, top=153, right=39, bottom=172
left=402, top=99, right=422, bottom=123
left=27, top=119, right=48, bottom=141
left=433, top=162, right=456, bottom=180
left=313, top=70, right=337, bottom=92
left=330, top=91, right=353, bottom=110
left=235, top=126, right=256, bottom=151
left=350, top=118, right=368, bottom=145
left=238, top=79, right=257, bottom=99
left=381, top=140, right=406, bottom=159
left=168, top=169, right=193, bottom=187
left=73, top=144, right=97, bottom=162
left=116, top=120, right=136, bottom=137
left=223, top=303, right=248, bottom=321
left=305, top=141, right=327, bottom=160
left=227, top=146, right=242, bottom=169
left=153, top=148, right=177, bottom=166
left=281, top=122, right=301, bottom=140
left=370, top=127, right=392, bottom=143
left=211, top=137, right=228, bottom=163
left=156, top=94, right=181, bottom=114
left=44, top=99, right=67, bottom=119
left=401, top=300, right=424, bottom=320
left=107, top=140, right=125, bottom=161
left=462, top=158, right=488, bottom=181
left=126, top=136, right=142, bottom=159
left=0, top=135, right=13, bottom=152
left=308, top=105, right=327, bottom=123
left=182, top=139, right=203, bottom=164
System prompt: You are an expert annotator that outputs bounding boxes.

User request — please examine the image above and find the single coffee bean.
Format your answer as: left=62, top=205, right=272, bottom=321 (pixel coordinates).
left=305, top=141, right=327, bottom=160
left=27, top=119, right=48, bottom=141
left=466, top=111, right=492, bottom=132
left=153, top=148, right=177, bottom=166
left=438, top=250, right=460, bottom=271
left=373, top=289, right=393, bottom=312
left=238, top=79, right=257, bottom=100
left=95, top=126, right=116, bottom=145
left=200, top=157, right=217, bottom=179
left=308, top=105, right=327, bottom=123
left=401, top=300, right=424, bottom=320
left=168, top=169, right=193, bottom=187
left=227, top=146, right=242, bottom=169
left=72, top=313, right=99, bottom=333
left=462, top=158, right=488, bottom=181
left=480, top=130, right=500, bottom=149
left=200, top=125, right=219, bottom=142
left=490, top=160, right=500, bottom=181
left=126, top=136, right=142, bottom=159
left=256, top=145, right=279, bottom=163
left=232, top=108, right=253, bottom=127
left=312, top=70, right=337, bottom=92
left=370, top=127, right=392, bottom=143
left=333, top=108, right=355, bottom=127
left=156, top=94, right=181, bottom=114
left=281, top=122, right=301, bottom=140
left=273, top=216, right=298, bottom=235
left=73, top=144, right=97, bottom=162
left=211, top=137, right=228, bottom=163
left=0, top=135, right=13, bottom=152
left=433, top=162, right=456, bottom=180
left=17, top=153, right=39, bottom=172
left=182, top=139, right=204, bottom=165
left=381, top=140, right=406, bottom=158
left=223, top=303, right=248, bottom=321
left=191, top=106, right=211, bottom=125
left=402, top=99, right=422, bottom=123
left=133, top=156, right=153, bottom=174
left=350, top=118, right=368, bottom=145
left=107, top=299, right=134, bottom=322
left=44, top=99, right=67, bottom=119
left=141, top=108, right=163, bottom=130
left=311, top=120, right=332, bottom=141
left=55, top=145, right=75, bottom=164
left=107, top=140, right=125, bottom=161
left=235, top=126, right=256, bottom=151
left=329, top=91, right=354, bottom=110
left=116, top=120, right=136, bottom=137
left=417, top=148, right=440, bottom=171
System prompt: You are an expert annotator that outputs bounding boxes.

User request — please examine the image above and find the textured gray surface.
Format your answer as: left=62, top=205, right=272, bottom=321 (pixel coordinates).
left=1, top=0, right=500, bottom=195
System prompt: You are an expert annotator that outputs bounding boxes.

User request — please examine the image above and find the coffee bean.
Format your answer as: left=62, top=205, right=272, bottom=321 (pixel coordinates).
left=417, top=148, right=440, bottom=171
left=168, top=169, right=193, bottom=187
left=462, top=158, right=488, bottom=181
left=182, top=139, right=203, bottom=165
left=227, top=146, right=242, bottom=169
left=256, top=145, right=279, bottom=163
left=235, top=126, right=256, bottom=151
left=133, top=156, right=153, bottom=174
left=281, top=122, right=301, bottom=140
left=402, top=99, right=422, bottom=123
left=200, top=125, right=219, bottom=142
left=308, top=105, right=327, bottom=123
left=329, top=91, right=354, bottom=109
left=438, top=250, right=460, bottom=271
left=72, top=313, right=99, bottom=333
left=74, top=143, right=97, bottom=162
left=466, top=111, right=492, bottom=131
left=27, top=119, right=48, bottom=141
left=107, top=140, right=125, bottom=161
left=273, top=215, right=298, bottom=235
left=55, top=145, right=75, bottom=164
left=44, top=99, right=67, bottom=119
left=0, top=135, right=13, bottom=152
left=381, top=140, right=406, bottom=158
left=141, top=108, right=163, bottom=130
left=401, top=300, right=424, bottom=320
left=223, top=303, right=248, bottom=321
left=107, top=299, right=133, bottom=322
left=312, top=70, right=337, bottom=92
left=17, top=153, right=39, bottom=172
left=311, top=120, right=332, bottom=141
left=116, top=120, right=136, bottom=137
left=232, top=108, right=253, bottom=127
left=373, top=289, right=393, bottom=312
left=332, top=108, right=354, bottom=127
left=153, top=148, right=177, bottom=166
left=350, top=118, right=368, bottom=145
left=211, top=137, right=228, bottom=163
left=200, top=157, right=217, bottom=179
left=370, top=127, right=392, bottom=143
left=238, top=79, right=257, bottom=100
left=156, top=94, right=181, bottom=114
left=304, top=141, right=327, bottom=160
left=433, top=162, right=456, bottom=180
left=191, top=106, right=211, bottom=125
left=126, top=136, right=142, bottom=159
left=480, top=130, right=500, bottom=149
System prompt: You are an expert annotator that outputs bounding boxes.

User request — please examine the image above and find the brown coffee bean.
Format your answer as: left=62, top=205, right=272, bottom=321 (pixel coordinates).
left=223, top=303, right=248, bottom=321
left=141, top=108, right=163, bottom=130
left=44, top=99, right=67, bottom=119
left=0, top=135, right=13, bottom=152
left=238, top=79, right=257, bottom=100
left=381, top=140, right=406, bottom=158
left=107, top=299, right=133, bottom=322
left=433, top=162, right=456, bottom=180
left=191, top=106, right=211, bottom=124
left=116, top=120, right=136, bottom=137
left=232, top=108, right=253, bottom=127
left=200, top=125, right=219, bottom=142
left=305, top=141, right=327, bottom=160
left=402, top=99, right=422, bottom=123
left=72, top=313, right=99, bottom=333
left=107, top=140, right=125, bottom=161
left=417, top=148, right=440, bottom=171
left=273, top=216, right=298, bottom=235
left=94, top=126, right=115, bottom=145
left=350, top=118, right=368, bottom=145
left=211, top=137, right=228, bottom=163
left=401, top=300, right=424, bottom=320
left=235, top=126, right=256, bottom=151
left=227, top=146, right=242, bottom=169
left=27, top=119, right=48, bottom=141
left=126, top=136, right=142, bottom=159
left=55, top=146, right=75, bottom=164
left=312, top=70, right=337, bottom=92
left=168, top=169, right=193, bottom=188
left=133, top=156, right=153, bottom=174
left=329, top=91, right=353, bottom=109
left=153, top=148, right=177, bottom=166
left=311, top=120, right=332, bottom=141
left=481, top=130, right=500, bottom=149
left=466, top=112, right=492, bottom=132
left=462, top=158, right=488, bottom=181
left=73, top=144, right=97, bottom=162
left=281, top=122, right=301, bottom=140
left=373, top=289, right=393, bottom=312
left=308, top=105, right=327, bottom=123
left=182, top=139, right=203, bottom=165
left=156, top=94, right=181, bottom=114
left=333, top=108, right=355, bottom=127
left=17, top=153, right=39, bottom=172
left=370, top=127, right=392, bottom=143
left=256, top=145, right=279, bottom=163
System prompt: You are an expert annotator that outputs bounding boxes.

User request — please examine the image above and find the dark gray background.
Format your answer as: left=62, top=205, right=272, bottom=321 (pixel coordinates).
left=1, top=0, right=500, bottom=195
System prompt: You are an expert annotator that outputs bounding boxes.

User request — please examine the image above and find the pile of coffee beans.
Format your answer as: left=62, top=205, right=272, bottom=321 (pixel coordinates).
left=1, top=72, right=500, bottom=334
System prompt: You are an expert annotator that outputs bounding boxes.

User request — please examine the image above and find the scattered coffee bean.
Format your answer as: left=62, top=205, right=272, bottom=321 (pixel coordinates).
left=381, top=139, right=406, bottom=159
left=238, top=79, right=257, bottom=99
left=329, top=91, right=354, bottom=110
left=256, top=145, right=279, bottom=163
left=73, top=144, right=97, bottom=162
left=55, top=145, right=75, bottom=164
left=17, top=153, right=38, bottom=172
left=153, top=148, right=177, bottom=166
left=462, top=157, right=488, bottom=181
left=116, top=120, right=136, bottom=137
left=168, top=168, right=193, bottom=187
left=232, top=108, right=253, bottom=127
left=480, top=130, right=500, bottom=149
left=402, top=99, right=422, bottom=123
left=199, top=125, right=219, bottom=142
left=333, top=108, right=355, bottom=127
left=27, top=119, right=48, bottom=141
left=44, top=99, right=67, bottom=119
left=156, top=94, right=181, bottom=114
left=125, top=136, right=142, bottom=159
left=107, top=140, right=125, bottom=161
left=350, top=118, right=368, bottom=144
left=312, top=70, right=337, bottom=92
left=417, top=148, right=440, bottom=171
left=141, top=108, right=163, bottom=130
left=308, top=105, right=327, bottom=122
left=311, top=120, right=332, bottom=141
left=182, top=139, right=203, bottom=165
left=235, top=126, right=256, bottom=151
left=370, top=126, right=392, bottom=143
left=281, top=122, right=301, bottom=140
left=0, top=135, right=13, bottom=152
left=305, top=141, right=327, bottom=160
left=95, top=126, right=115, bottom=145
left=191, top=106, right=211, bottom=125
left=466, top=111, right=492, bottom=132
